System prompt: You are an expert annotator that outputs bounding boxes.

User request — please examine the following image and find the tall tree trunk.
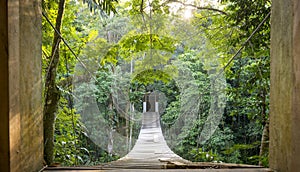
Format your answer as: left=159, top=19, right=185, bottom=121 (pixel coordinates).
left=259, top=119, right=269, bottom=166
left=258, top=87, right=269, bottom=166
left=43, top=0, right=65, bottom=165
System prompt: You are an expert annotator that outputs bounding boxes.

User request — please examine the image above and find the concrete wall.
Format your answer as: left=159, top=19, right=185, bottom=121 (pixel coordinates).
left=0, top=1, right=10, bottom=171
left=269, top=0, right=300, bottom=171
left=19, top=1, right=44, bottom=171
left=0, top=0, right=43, bottom=172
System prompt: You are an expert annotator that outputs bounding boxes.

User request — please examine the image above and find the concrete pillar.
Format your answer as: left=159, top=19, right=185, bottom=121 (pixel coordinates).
left=0, top=0, right=43, bottom=172
left=269, top=0, right=300, bottom=171
left=0, top=1, right=10, bottom=171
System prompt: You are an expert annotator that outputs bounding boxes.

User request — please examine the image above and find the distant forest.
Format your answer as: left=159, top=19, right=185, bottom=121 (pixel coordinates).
left=42, top=0, right=270, bottom=167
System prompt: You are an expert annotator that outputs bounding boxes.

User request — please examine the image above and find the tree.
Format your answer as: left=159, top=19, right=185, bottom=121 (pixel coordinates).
left=220, top=0, right=271, bottom=166
left=42, top=0, right=119, bottom=165
left=180, top=0, right=271, bottom=165
left=43, top=0, right=66, bottom=165
left=42, top=0, right=271, bottom=166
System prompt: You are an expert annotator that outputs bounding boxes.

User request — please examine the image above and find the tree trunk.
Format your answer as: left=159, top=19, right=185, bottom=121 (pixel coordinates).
left=259, top=119, right=269, bottom=166
left=258, top=85, right=269, bottom=166
left=43, top=0, right=66, bottom=165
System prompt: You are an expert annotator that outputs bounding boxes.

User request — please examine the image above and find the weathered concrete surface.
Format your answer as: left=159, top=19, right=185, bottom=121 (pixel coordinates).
left=0, top=0, right=43, bottom=172
left=0, top=1, right=10, bottom=171
left=269, top=0, right=300, bottom=171
left=292, top=0, right=300, bottom=169
left=8, top=0, right=21, bottom=171
left=19, top=1, right=44, bottom=171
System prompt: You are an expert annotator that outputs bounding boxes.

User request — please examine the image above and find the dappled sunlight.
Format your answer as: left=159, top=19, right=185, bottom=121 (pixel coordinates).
left=41, top=0, right=270, bottom=168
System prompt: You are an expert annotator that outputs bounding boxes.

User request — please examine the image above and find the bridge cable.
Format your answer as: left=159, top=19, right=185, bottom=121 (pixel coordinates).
left=216, top=11, right=271, bottom=77
left=42, top=10, right=97, bottom=81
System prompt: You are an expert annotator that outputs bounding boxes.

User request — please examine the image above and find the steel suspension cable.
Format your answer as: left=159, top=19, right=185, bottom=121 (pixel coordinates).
left=218, top=11, right=271, bottom=76
left=42, top=10, right=97, bottom=81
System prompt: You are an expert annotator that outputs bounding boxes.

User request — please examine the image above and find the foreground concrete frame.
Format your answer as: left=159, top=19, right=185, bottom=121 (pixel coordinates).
left=0, top=0, right=300, bottom=171
left=269, top=0, right=300, bottom=171
left=0, top=0, right=43, bottom=172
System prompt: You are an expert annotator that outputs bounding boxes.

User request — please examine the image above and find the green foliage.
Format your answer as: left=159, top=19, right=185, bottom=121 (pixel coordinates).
left=100, top=31, right=177, bottom=85
left=221, top=0, right=271, bottom=52
left=54, top=99, right=120, bottom=165
left=82, top=0, right=118, bottom=15
left=224, top=56, right=269, bottom=166
left=95, top=70, right=113, bottom=104
left=132, top=69, right=172, bottom=85
left=119, top=32, right=176, bottom=60
left=43, top=0, right=123, bottom=166
left=189, top=0, right=270, bottom=166
left=43, top=0, right=271, bottom=167
left=54, top=104, right=84, bottom=165
left=188, top=148, right=220, bottom=162
left=161, top=97, right=180, bottom=126
left=124, top=0, right=170, bottom=15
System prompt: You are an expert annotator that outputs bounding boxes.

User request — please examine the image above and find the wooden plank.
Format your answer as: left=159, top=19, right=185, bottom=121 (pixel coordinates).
left=44, top=161, right=271, bottom=171
left=44, top=167, right=272, bottom=172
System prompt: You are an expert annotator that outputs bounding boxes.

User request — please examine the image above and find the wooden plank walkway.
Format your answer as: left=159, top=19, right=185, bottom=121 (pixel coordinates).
left=44, top=169, right=272, bottom=172
left=44, top=167, right=272, bottom=172
left=43, top=161, right=272, bottom=172
left=119, top=112, right=186, bottom=162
